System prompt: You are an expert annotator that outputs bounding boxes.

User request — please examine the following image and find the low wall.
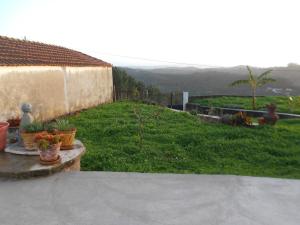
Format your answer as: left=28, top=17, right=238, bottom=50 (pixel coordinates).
left=0, top=66, right=113, bottom=121
left=189, top=95, right=265, bottom=102
left=186, top=103, right=300, bottom=119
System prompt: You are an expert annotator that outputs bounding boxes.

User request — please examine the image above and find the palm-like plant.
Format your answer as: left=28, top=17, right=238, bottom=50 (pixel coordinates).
left=230, top=66, right=276, bottom=109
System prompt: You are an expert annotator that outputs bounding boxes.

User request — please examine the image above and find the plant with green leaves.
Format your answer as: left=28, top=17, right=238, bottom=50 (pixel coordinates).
left=288, top=96, right=300, bottom=113
left=230, top=66, right=276, bottom=109
left=35, top=134, right=62, bottom=151
left=133, top=107, right=145, bottom=151
left=54, top=119, right=76, bottom=131
left=189, top=110, right=198, bottom=116
left=22, top=122, right=44, bottom=133
left=51, top=118, right=77, bottom=150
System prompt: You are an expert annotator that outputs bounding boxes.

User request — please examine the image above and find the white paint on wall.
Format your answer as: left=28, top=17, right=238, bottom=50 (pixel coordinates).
left=62, top=67, right=70, bottom=114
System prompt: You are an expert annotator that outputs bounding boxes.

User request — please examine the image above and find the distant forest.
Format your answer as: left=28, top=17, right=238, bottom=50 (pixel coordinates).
left=112, top=67, right=183, bottom=105
left=122, top=64, right=300, bottom=96
left=112, top=67, right=163, bottom=103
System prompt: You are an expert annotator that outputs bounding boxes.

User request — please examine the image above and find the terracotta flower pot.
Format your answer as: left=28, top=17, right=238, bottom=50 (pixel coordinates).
left=0, top=122, right=9, bottom=151
left=21, top=131, right=47, bottom=150
left=39, top=142, right=61, bottom=162
left=57, top=129, right=77, bottom=150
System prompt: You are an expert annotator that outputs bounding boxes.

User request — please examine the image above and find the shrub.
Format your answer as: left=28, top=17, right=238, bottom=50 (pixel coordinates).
left=190, top=110, right=198, bottom=116
left=53, top=119, right=76, bottom=131
left=22, top=122, right=44, bottom=133
left=221, top=112, right=252, bottom=126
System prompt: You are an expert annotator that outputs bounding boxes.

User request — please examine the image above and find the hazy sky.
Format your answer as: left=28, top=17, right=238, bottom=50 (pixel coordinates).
left=1, top=0, right=300, bottom=67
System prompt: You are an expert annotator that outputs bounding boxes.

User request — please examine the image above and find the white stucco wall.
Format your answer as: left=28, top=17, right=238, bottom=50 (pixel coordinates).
left=0, top=66, right=113, bottom=121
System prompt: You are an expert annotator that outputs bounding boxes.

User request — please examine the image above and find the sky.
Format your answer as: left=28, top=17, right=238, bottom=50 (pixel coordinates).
left=0, top=0, right=300, bottom=68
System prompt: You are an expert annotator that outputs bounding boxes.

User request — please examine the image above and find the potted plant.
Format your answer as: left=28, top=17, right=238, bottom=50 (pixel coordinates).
left=0, top=122, right=9, bottom=151
left=232, top=112, right=252, bottom=126
left=221, top=112, right=252, bottom=127
left=20, top=122, right=46, bottom=150
left=35, top=134, right=62, bottom=164
left=259, top=103, right=279, bottom=125
left=52, top=119, right=77, bottom=150
left=7, top=117, right=21, bottom=144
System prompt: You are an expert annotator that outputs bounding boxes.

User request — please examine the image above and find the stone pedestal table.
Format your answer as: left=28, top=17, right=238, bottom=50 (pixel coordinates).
left=0, top=140, right=85, bottom=178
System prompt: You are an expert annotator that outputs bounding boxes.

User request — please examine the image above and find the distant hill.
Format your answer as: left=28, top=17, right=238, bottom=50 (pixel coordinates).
left=122, top=65, right=300, bottom=96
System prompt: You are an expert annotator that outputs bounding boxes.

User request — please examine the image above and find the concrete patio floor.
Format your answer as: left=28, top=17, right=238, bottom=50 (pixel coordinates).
left=0, top=172, right=300, bottom=225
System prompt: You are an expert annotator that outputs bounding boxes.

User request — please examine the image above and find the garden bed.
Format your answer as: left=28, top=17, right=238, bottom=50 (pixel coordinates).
left=186, top=103, right=300, bottom=119
left=190, top=96, right=300, bottom=114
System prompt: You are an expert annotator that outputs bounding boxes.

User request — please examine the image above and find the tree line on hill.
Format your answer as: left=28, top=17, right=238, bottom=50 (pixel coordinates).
left=113, top=67, right=184, bottom=105
left=112, top=67, right=165, bottom=104
left=121, top=65, right=300, bottom=96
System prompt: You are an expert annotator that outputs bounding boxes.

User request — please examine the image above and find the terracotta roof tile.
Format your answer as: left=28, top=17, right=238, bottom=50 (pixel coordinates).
left=0, top=36, right=112, bottom=67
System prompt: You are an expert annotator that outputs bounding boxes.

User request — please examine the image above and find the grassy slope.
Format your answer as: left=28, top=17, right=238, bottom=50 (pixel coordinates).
left=191, top=96, right=300, bottom=114
left=69, top=101, right=300, bottom=179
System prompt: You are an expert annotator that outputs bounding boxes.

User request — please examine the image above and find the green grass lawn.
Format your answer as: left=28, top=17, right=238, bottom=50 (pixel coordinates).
left=191, top=96, right=300, bottom=114
left=69, top=101, right=300, bottom=179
